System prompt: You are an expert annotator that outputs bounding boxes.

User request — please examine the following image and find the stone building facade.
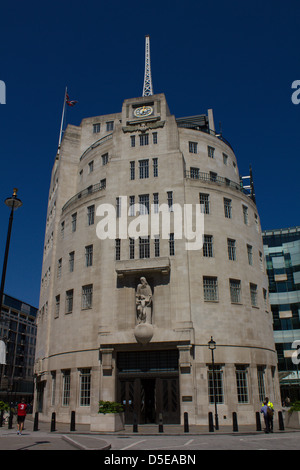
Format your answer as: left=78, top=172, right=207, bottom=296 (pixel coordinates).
left=34, top=93, right=280, bottom=425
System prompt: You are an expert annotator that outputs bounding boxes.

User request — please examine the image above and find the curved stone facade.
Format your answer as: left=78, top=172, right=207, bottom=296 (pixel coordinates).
left=35, top=93, right=280, bottom=425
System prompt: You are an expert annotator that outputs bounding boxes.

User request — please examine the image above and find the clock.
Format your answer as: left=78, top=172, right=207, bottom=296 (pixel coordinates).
left=133, top=106, right=153, bottom=118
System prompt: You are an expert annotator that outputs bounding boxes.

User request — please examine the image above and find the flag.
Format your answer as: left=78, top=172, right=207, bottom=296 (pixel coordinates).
left=66, top=92, right=78, bottom=107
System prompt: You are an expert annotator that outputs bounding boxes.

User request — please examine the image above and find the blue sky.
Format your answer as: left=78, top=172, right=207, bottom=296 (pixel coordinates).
left=0, top=0, right=299, bottom=307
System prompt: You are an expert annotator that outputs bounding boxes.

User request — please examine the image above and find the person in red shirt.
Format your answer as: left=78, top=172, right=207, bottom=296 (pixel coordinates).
left=17, top=398, right=27, bottom=435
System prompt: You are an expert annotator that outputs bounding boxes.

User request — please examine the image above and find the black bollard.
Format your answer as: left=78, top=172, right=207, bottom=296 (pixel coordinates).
left=256, top=412, right=261, bottom=431
left=70, top=411, right=76, bottom=431
left=232, top=412, right=238, bottom=432
left=184, top=412, right=189, bottom=433
left=278, top=411, right=284, bottom=431
left=33, top=412, right=39, bottom=431
left=208, top=412, right=214, bottom=432
left=133, top=412, right=138, bottom=433
left=8, top=410, right=13, bottom=429
left=158, top=413, right=163, bottom=433
left=50, top=412, right=56, bottom=432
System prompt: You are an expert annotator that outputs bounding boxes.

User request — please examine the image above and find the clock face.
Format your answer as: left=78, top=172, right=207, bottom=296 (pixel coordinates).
left=133, top=106, right=153, bottom=118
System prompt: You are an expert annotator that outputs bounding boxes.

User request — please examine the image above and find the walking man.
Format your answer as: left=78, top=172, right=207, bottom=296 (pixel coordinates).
left=17, top=398, right=27, bottom=435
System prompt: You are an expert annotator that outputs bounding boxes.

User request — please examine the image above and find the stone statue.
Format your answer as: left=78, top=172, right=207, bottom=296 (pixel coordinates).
left=136, top=277, right=152, bottom=324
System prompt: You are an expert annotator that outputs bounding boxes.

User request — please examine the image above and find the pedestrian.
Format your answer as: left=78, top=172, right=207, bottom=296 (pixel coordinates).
left=264, top=397, right=274, bottom=432
left=260, top=399, right=271, bottom=433
left=17, top=398, right=27, bottom=435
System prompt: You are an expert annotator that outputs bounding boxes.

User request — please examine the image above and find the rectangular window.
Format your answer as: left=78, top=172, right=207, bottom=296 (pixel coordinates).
left=153, top=158, right=158, bottom=177
left=79, top=369, right=91, bottom=406
left=115, top=239, right=121, bottom=261
left=116, top=197, right=121, bottom=218
left=100, top=178, right=106, bottom=189
left=190, top=167, right=199, bottom=179
left=139, top=159, right=149, bottom=179
left=223, top=153, right=228, bottom=165
left=153, top=193, right=159, bottom=213
left=203, top=276, right=218, bottom=301
left=102, top=153, right=108, bottom=165
left=250, top=283, right=258, bottom=307
left=62, top=370, right=71, bottom=406
left=236, top=366, right=249, bottom=403
left=139, top=236, right=150, bottom=259
left=130, top=135, right=135, bottom=147
left=152, top=132, right=158, bottom=144
left=259, top=251, right=264, bottom=272
left=257, top=366, right=266, bottom=403
left=69, top=251, right=75, bottom=273
left=85, top=245, right=93, bottom=267
left=189, top=141, right=197, bottom=153
left=208, top=365, right=224, bottom=404
left=247, top=244, right=253, bottom=265
left=55, top=295, right=60, bottom=318
left=65, top=289, right=74, bottom=314
left=224, top=198, right=232, bottom=218
left=208, top=146, right=215, bottom=158
left=61, top=221, right=65, bottom=238
left=51, top=372, right=56, bottom=405
left=200, top=193, right=210, bottom=214
left=167, top=191, right=173, bottom=212
left=210, top=171, right=217, bottom=182
left=242, top=205, right=248, bottom=225
left=139, top=133, right=149, bottom=146
left=106, top=121, right=114, bottom=131
left=129, top=238, right=135, bottom=259
left=203, top=235, right=213, bottom=257
left=57, top=258, right=62, bottom=278
left=227, top=238, right=236, bottom=261
left=87, top=205, right=95, bottom=225
left=82, top=284, right=93, bottom=309
left=88, top=160, right=94, bottom=173
left=130, top=161, right=135, bottom=180
left=129, top=195, right=135, bottom=216
left=93, top=123, right=100, bottom=133
left=169, top=233, right=175, bottom=256
left=263, top=288, right=268, bottom=310
left=230, top=279, right=241, bottom=303
left=71, top=213, right=77, bottom=232
left=139, top=194, right=149, bottom=215
left=154, top=235, right=160, bottom=257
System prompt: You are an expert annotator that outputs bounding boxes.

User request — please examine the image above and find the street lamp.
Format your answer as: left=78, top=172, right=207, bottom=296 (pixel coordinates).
left=208, top=336, right=219, bottom=430
left=0, top=188, right=23, bottom=328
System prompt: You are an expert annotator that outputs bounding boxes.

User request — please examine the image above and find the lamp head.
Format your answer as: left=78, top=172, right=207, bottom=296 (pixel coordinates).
left=208, top=336, right=216, bottom=350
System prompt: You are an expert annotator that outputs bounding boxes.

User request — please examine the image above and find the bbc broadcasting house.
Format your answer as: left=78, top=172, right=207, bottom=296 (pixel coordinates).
left=34, top=48, right=280, bottom=426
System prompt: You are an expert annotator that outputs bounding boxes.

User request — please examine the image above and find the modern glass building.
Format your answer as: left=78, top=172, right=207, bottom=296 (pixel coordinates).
left=263, top=227, right=300, bottom=402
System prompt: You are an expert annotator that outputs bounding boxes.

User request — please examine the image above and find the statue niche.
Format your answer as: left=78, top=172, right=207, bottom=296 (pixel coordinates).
left=134, top=277, right=154, bottom=344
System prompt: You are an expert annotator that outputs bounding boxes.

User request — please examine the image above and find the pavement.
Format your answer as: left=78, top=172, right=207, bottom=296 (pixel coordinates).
left=0, top=413, right=297, bottom=451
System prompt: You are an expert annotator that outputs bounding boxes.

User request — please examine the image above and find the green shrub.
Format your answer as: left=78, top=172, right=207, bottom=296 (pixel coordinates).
left=288, top=401, right=300, bottom=413
left=0, top=401, right=9, bottom=412
left=98, top=400, right=124, bottom=414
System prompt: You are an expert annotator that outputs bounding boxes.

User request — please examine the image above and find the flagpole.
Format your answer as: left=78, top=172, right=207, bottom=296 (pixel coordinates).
left=57, top=86, right=67, bottom=152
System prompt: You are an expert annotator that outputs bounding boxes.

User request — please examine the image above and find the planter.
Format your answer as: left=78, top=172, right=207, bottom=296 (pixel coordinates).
left=286, top=411, right=300, bottom=429
left=90, top=412, right=125, bottom=432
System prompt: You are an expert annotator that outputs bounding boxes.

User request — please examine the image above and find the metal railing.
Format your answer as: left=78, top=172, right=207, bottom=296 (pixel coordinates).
left=185, top=170, right=253, bottom=198
left=62, top=182, right=105, bottom=213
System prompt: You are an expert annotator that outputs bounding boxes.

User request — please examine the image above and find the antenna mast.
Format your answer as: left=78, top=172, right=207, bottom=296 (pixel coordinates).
left=142, top=35, right=153, bottom=96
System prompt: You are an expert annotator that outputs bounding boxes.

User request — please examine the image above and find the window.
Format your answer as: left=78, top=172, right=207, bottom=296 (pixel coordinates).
left=57, top=258, right=62, bottom=278
left=203, top=276, right=218, bottom=301
left=207, top=146, right=215, bottom=158
left=190, top=167, right=199, bottom=179
left=106, top=121, right=114, bottom=131
left=51, top=372, right=56, bottom=405
left=230, top=279, right=241, bottom=303
left=189, top=141, right=197, bottom=153
left=167, top=191, right=173, bottom=212
left=223, top=153, right=228, bottom=165
left=255, top=213, right=259, bottom=232
left=85, top=245, right=93, bottom=267
left=71, top=213, right=77, bottom=232
left=62, top=370, right=71, bottom=406
left=154, top=235, right=160, bottom=257
left=224, top=198, right=232, bottom=218
left=153, top=158, right=158, bottom=177
left=69, top=251, right=75, bottom=272
left=93, top=123, right=100, bottom=133
left=257, top=366, right=266, bottom=402
left=169, top=233, right=175, bottom=256
left=87, top=205, right=95, bottom=225
left=263, top=288, right=268, bottom=310
left=227, top=238, right=236, bottom=261
left=79, top=369, right=91, bottom=406
left=100, top=178, right=106, bottom=189
left=116, top=197, right=121, bottom=218
left=130, top=135, right=135, bottom=147
left=130, top=161, right=135, bottom=180
left=139, top=159, right=149, bottom=179
left=203, top=235, right=213, bottom=257
left=259, top=251, right=264, bottom=272
left=61, top=221, right=65, bottom=238
left=82, top=284, right=93, bottom=309
left=200, top=193, right=210, bottom=214
left=139, top=133, right=149, bottom=146
left=65, top=289, right=74, bottom=314
left=208, top=365, right=224, bottom=404
left=153, top=193, right=159, bottom=213
left=129, top=195, right=135, bottom=216
left=88, top=160, right=94, bottom=173
left=102, top=153, right=108, bottom=165
left=250, top=283, right=258, bottom=307
left=139, top=194, right=149, bottom=215
left=55, top=295, right=60, bottom=318
left=236, top=366, right=249, bottom=403
left=139, top=236, right=150, bottom=259
left=247, top=244, right=253, bottom=265
left=115, top=239, right=121, bottom=260
left=242, top=205, right=248, bottom=225
left=210, top=171, right=217, bottom=182
left=152, top=132, right=158, bottom=144
left=129, top=238, right=135, bottom=259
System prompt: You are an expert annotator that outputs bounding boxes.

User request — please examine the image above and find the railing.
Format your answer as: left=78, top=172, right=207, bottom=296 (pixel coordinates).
left=80, top=133, right=113, bottom=161
left=185, top=170, right=253, bottom=199
left=176, top=120, right=234, bottom=152
left=62, top=182, right=106, bottom=213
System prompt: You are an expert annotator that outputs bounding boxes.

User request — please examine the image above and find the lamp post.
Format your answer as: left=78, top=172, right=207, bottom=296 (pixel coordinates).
left=208, top=336, right=219, bottom=430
